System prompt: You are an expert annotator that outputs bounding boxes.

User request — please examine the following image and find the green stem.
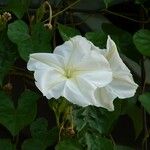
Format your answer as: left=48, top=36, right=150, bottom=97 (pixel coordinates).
left=52, top=0, right=80, bottom=18
left=70, top=106, right=74, bottom=130
left=109, top=134, right=115, bottom=146
left=142, top=110, right=149, bottom=150
left=59, top=123, right=64, bottom=141
left=103, top=9, right=150, bottom=24
left=15, top=134, right=19, bottom=148
left=140, top=5, right=149, bottom=149
left=13, top=134, right=19, bottom=149
left=55, top=110, right=60, bottom=127
left=66, top=8, right=150, bottom=24
left=141, top=57, right=148, bottom=150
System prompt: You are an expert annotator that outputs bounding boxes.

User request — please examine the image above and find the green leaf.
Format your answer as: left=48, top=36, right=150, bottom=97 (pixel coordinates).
left=85, top=31, right=107, bottom=48
left=22, top=118, right=58, bottom=150
left=0, top=90, right=39, bottom=136
left=133, top=29, right=150, bottom=56
left=36, top=3, right=46, bottom=23
left=30, top=118, right=48, bottom=139
left=0, top=61, right=10, bottom=86
left=102, top=23, right=140, bottom=62
left=31, top=23, right=52, bottom=52
left=145, top=59, right=150, bottom=84
left=139, top=92, right=150, bottom=114
left=128, top=106, right=143, bottom=138
left=22, top=139, right=46, bottom=150
left=8, top=20, right=52, bottom=61
left=122, top=99, right=143, bottom=138
left=56, top=138, right=83, bottom=150
left=85, top=132, right=114, bottom=150
left=0, top=32, right=17, bottom=86
left=7, top=0, right=31, bottom=18
left=74, top=100, right=121, bottom=134
left=7, top=20, right=30, bottom=43
left=58, top=24, right=80, bottom=41
left=0, top=139, right=14, bottom=150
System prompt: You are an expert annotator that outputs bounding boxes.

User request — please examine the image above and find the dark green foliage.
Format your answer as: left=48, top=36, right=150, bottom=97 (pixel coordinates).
left=73, top=103, right=121, bottom=134
left=133, top=29, right=150, bottom=57
left=139, top=93, right=150, bottom=114
left=8, top=20, right=52, bottom=61
left=0, top=33, right=17, bottom=86
left=0, top=90, right=39, bottom=136
left=0, top=139, right=15, bottom=150
left=102, top=23, right=141, bottom=62
left=121, top=98, right=143, bottom=138
left=22, top=118, right=59, bottom=150
left=58, top=24, right=80, bottom=41
left=55, top=138, right=83, bottom=150
left=83, top=133, right=114, bottom=150
left=7, top=0, right=31, bottom=19
left=85, top=31, right=107, bottom=48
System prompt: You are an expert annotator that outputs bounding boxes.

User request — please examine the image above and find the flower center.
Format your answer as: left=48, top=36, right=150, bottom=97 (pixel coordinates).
left=65, top=68, right=74, bottom=79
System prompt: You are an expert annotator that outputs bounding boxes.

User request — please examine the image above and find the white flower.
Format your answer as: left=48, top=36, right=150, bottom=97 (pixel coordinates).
left=94, top=36, right=138, bottom=111
left=27, top=36, right=112, bottom=107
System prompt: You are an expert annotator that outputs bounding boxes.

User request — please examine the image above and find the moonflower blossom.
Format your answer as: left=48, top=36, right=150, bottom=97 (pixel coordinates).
left=93, top=36, right=138, bottom=111
left=27, top=36, right=112, bottom=107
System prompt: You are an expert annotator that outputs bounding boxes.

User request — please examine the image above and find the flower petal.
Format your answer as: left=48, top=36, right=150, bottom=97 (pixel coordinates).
left=107, top=74, right=138, bottom=99
left=106, top=36, right=131, bottom=73
left=27, top=53, right=65, bottom=73
left=94, top=87, right=116, bottom=111
left=34, top=69, right=67, bottom=99
left=75, top=50, right=112, bottom=87
left=63, top=77, right=97, bottom=107
left=54, top=36, right=92, bottom=67
left=103, top=36, right=138, bottom=98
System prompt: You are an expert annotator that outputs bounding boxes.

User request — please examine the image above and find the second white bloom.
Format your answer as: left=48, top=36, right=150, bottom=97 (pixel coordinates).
left=94, top=36, right=138, bottom=111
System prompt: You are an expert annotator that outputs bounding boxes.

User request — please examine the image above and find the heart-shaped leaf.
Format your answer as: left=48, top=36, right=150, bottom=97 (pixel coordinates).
left=7, top=0, right=31, bottom=19
left=56, top=138, right=83, bottom=150
left=7, top=20, right=30, bottom=44
left=121, top=99, right=143, bottom=138
left=58, top=24, right=80, bottom=41
left=8, top=20, right=52, bottom=61
left=139, top=92, right=150, bottom=114
left=85, top=31, right=107, bottom=48
left=133, top=29, right=150, bottom=56
left=73, top=101, right=121, bottom=134
left=0, top=90, right=39, bottom=136
left=30, top=118, right=48, bottom=139
left=0, top=35, right=17, bottom=86
left=102, top=23, right=141, bottom=62
left=85, top=132, right=114, bottom=150
left=22, top=118, right=58, bottom=150
left=0, top=139, right=15, bottom=150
